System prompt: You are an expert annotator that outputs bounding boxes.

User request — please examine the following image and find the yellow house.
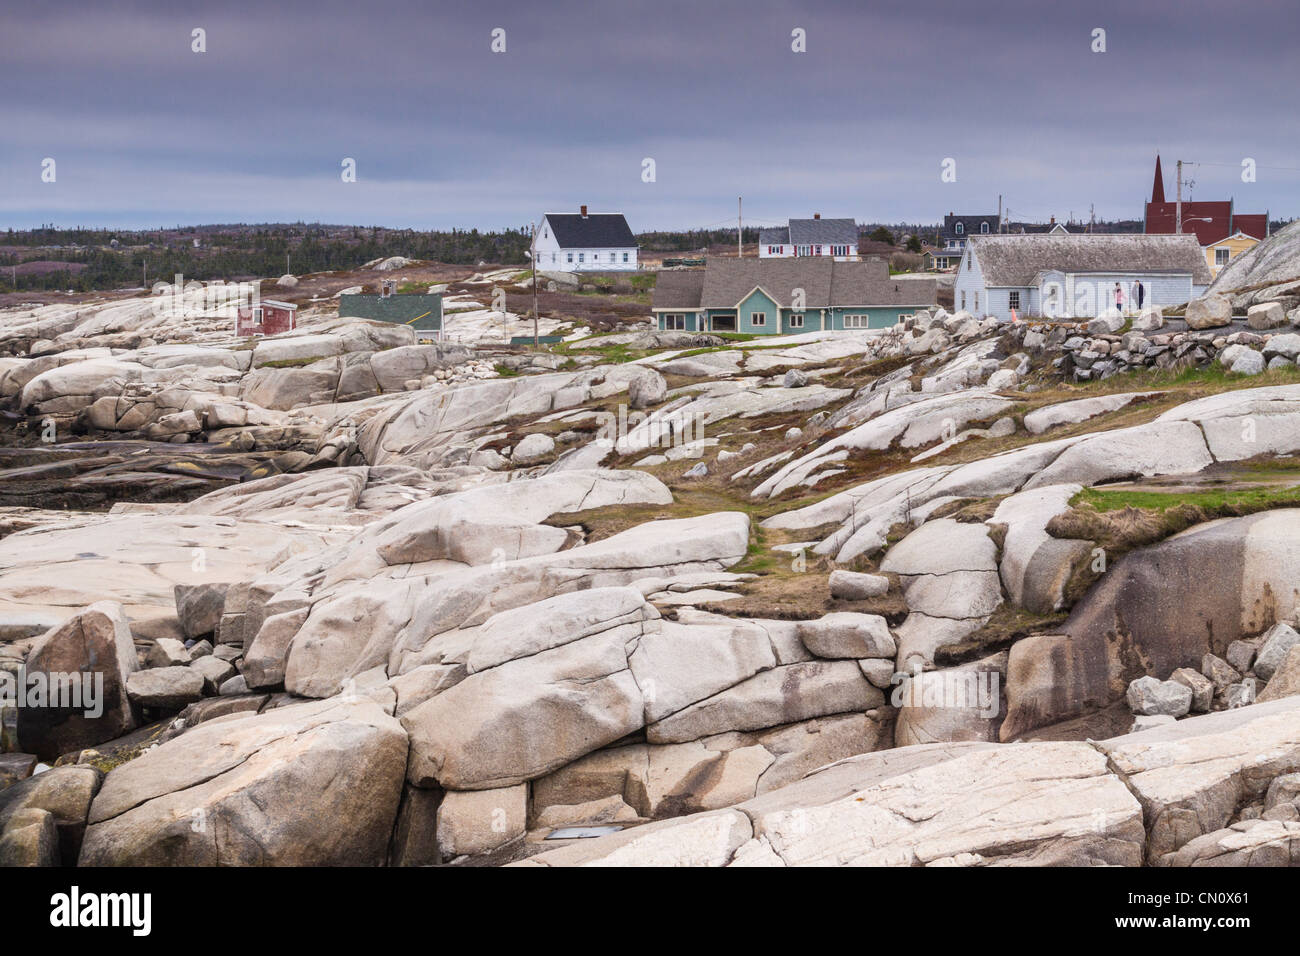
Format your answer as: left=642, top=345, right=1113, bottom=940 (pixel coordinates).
left=1205, top=231, right=1260, bottom=277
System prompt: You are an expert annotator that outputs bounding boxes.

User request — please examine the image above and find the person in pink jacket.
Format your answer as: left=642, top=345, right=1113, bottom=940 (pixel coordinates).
left=1114, top=282, right=1126, bottom=315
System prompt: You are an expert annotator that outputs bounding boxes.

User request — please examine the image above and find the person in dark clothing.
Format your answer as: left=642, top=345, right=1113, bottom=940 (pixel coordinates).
left=1134, top=280, right=1145, bottom=310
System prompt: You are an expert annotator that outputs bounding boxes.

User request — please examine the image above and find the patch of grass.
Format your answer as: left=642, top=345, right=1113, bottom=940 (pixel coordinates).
left=936, top=604, right=1069, bottom=666
left=493, top=364, right=522, bottom=377
left=1048, top=482, right=1300, bottom=604
left=256, top=355, right=332, bottom=368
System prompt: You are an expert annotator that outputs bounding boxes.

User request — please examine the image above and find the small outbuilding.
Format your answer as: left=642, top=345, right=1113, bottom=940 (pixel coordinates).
left=236, top=299, right=298, bottom=337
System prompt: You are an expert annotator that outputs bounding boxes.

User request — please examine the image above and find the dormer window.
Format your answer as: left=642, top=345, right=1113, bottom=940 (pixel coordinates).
left=955, top=222, right=964, bottom=235
left=980, top=221, right=989, bottom=234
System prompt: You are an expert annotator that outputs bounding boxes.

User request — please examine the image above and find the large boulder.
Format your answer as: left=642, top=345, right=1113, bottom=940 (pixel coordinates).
left=125, top=667, right=205, bottom=710
left=403, top=629, right=645, bottom=790
left=627, top=367, right=668, bottom=409
left=1002, top=511, right=1300, bottom=740
left=1184, top=293, right=1232, bottom=330
left=16, top=602, right=138, bottom=760
left=78, top=698, right=406, bottom=865
left=520, top=740, right=1143, bottom=867
left=0, top=765, right=102, bottom=865
left=1247, top=302, right=1287, bottom=330
left=1097, top=697, right=1300, bottom=863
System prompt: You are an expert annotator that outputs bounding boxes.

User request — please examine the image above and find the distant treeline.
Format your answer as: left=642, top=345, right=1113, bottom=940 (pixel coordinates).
left=0, top=225, right=534, bottom=292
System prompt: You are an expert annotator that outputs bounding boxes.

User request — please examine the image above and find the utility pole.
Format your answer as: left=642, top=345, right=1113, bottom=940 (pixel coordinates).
left=286, top=252, right=290, bottom=275
left=531, top=221, right=539, bottom=348
left=997, top=195, right=1002, bottom=233
left=1176, top=159, right=1183, bottom=234
left=738, top=197, right=743, bottom=258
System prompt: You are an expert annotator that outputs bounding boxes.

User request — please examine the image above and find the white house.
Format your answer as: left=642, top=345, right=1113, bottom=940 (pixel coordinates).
left=759, top=215, right=859, bottom=260
left=953, top=233, right=1213, bottom=321
left=533, top=206, right=638, bottom=271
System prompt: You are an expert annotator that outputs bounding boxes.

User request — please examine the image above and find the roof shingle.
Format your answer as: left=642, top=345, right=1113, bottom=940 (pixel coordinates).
left=652, top=258, right=936, bottom=310
left=544, top=213, right=636, bottom=249
left=969, top=233, right=1213, bottom=286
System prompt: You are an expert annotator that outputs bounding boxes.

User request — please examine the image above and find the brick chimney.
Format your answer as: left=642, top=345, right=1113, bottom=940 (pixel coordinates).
left=813, top=213, right=820, bottom=219
left=580, top=205, right=588, bottom=218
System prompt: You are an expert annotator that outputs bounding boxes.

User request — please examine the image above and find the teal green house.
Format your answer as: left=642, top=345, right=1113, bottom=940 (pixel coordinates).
left=652, top=257, right=937, bottom=335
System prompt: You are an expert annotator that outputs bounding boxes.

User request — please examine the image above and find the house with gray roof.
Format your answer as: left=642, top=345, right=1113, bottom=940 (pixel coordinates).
left=954, top=233, right=1213, bottom=321
left=759, top=215, right=859, bottom=261
left=533, top=205, right=638, bottom=271
left=652, top=257, right=936, bottom=334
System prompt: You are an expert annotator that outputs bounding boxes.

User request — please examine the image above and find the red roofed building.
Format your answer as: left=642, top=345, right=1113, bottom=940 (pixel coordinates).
left=1143, top=155, right=1269, bottom=276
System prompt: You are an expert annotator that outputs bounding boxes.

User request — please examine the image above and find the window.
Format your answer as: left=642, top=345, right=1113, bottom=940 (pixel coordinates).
left=815, top=245, right=823, bottom=255
left=974, top=293, right=980, bottom=311
left=955, top=222, right=964, bottom=235
left=980, top=221, right=989, bottom=234
left=579, top=253, right=585, bottom=263
left=961, top=291, right=967, bottom=309
left=567, top=252, right=573, bottom=263
left=623, top=252, right=629, bottom=262
left=843, top=314, right=871, bottom=329
left=789, top=313, right=804, bottom=328
left=663, top=314, right=686, bottom=330
left=1216, top=248, right=1231, bottom=265
left=551, top=253, right=556, bottom=264
left=750, top=312, right=766, bottom=327
left=1009, top=291, right=1020, bottom=310
left=251, top=307, right=263, bottom=324
left=543, top=227, right=548, bottom=238
left=966, top=254, right=972, bottom=270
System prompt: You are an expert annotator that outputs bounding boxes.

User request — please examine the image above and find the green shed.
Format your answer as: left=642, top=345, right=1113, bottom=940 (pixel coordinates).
left=339, top=293, right=443, bottom=331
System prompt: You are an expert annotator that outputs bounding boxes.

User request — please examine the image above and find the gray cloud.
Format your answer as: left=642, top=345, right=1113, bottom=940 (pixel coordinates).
left=1, top=0, right=1296, bottom=230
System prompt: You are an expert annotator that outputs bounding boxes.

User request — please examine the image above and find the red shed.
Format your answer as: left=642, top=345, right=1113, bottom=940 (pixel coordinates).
left=237, top=299, right=297, bottom=337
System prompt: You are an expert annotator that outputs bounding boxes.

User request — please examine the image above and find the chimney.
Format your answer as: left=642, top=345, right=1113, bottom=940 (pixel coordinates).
left=580, top=205, right=588, bottom=218
left=1050, top=216, right=1056, bottom=225
left=813, top=213, right=820, bottom=220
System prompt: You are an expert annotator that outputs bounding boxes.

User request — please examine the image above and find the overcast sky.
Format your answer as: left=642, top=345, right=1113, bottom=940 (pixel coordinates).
left=2, top=0, right=1297, bottom=232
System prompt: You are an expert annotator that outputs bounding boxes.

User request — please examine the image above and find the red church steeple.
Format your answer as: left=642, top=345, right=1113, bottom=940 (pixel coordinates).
left=1151, top=154, right=1166, bottom=204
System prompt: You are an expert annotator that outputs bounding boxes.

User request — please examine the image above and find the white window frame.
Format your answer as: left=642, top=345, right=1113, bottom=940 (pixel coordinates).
left=566, top=252, right=573, bottom=263
left=788, top=313, right=804, bottom=328
left=961, top=291, right=967, bottom=309
left=1215, top=248, right=1231, bottom=265
left=843, top=314, right=871, bottom=329
left=955, top=222, right=964, bottom=235
left=974, top=292, right=980, bottom=311
left=252, top=307, right=264, bottom=325
left=980, top=221, right=989, bottom=234
left=1008, top=290, right=1020, bottom=310
left=623, top=252, right=629, bottom=262
left=578, top=252, right=585, bottom=263
left=663, top=314, right=686, bottom=331
left=750, top=312, right=766, bottom=327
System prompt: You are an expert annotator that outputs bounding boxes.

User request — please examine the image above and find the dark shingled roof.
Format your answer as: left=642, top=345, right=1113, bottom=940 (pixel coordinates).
left=544, top=213, right=636, bottom=249
left=651, top=270, right=706, bottom=310
left=759, top=226, right=791, bottom=245
left=788, top=217, right=858, bottom=246
left=653, top=258, right=937, bottom=310
left=969, top=234, right=1213, bottom=286
left=940, top=214, right=999, bottom=241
